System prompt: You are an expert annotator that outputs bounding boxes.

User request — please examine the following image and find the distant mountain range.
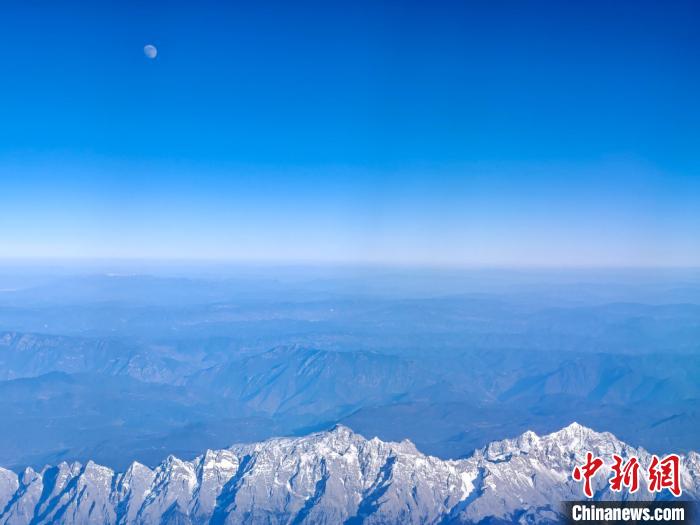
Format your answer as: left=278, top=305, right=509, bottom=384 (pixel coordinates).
left=0, top=423, right=697, bottom=524
left=2, top=330, right=700, bottom=471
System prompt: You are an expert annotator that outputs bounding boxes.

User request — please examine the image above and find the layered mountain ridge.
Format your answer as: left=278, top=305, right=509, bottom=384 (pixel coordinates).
left=0, top=423, right=697, bottom=525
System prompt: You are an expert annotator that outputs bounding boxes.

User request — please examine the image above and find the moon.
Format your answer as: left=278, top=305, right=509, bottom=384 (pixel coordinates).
left=144, top=44, right=158, bottom=59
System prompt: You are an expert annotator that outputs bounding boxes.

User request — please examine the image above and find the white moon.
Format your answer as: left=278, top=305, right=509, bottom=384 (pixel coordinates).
left=144, top=44, right=158, bottom=59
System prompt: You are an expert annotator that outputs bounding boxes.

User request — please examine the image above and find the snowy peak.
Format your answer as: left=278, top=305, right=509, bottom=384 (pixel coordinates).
left=549, top=421, right=620, bottom=449
left=480, top=422, right=632, bottom=462
left=0, top=424, right=697, bottom=525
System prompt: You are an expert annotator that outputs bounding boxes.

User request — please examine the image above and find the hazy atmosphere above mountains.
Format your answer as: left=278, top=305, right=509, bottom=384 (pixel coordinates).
left=0, top=266, right=698, bottom=472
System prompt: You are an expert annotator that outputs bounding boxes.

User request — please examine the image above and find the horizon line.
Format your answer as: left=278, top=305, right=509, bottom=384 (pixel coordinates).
left=0, top=256, right=699, bottom=272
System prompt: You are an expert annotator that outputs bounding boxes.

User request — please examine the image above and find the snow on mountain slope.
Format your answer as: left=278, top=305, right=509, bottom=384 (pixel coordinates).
left=0, top=423, right=697, bottom=525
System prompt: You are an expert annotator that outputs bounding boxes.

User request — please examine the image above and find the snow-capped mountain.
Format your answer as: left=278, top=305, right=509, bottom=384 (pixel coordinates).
left=0, top=423, right=697, bottom=525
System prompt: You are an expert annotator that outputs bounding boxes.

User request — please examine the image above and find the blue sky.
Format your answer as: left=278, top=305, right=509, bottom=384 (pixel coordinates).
left=1, top=0, right=698, bottom=265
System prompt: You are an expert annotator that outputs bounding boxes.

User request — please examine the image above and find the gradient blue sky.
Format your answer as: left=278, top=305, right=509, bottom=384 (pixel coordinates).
left=1, top=0, right=698, bottom=265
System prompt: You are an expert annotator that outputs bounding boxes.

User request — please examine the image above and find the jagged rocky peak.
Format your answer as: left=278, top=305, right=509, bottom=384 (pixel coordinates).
left=479, top=422, right=632, bottom=464
left=0, top=424, right=696, bottom=525
left=550, top=421, right=617, bottom=446
left=0, top=468, right=19, bottom=513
